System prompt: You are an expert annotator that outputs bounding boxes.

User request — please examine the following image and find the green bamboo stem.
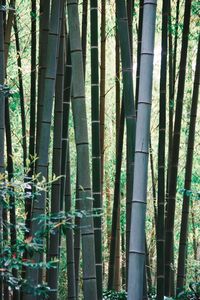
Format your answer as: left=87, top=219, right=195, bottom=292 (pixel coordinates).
left=156, top=1, right=168, bottom=299
left=115, top=0, right=136, bottom=285
left=165, top=0, right=192, bottom=295
left=4, top=0, right=15, bottom=69
left=65, top=146, right=76, bottom=300
left=5, top=97, right=19, bottom=300
left=82, top=0, right=88, bottom=77
left=24, top=1, right=62, bottom=297
left=47, top=13, right=65, bottom=299
left=36, top=0, right=50, bottom=154
left=135, top=0, right=143, bottom=110
left=100, top=0, right=106, bottom=210
left=67, top=0, right=97, bottom=298
left=128, top=1, right=157, bottom=299
left=176, top=35, right=200, bottom=294
left=90, top=1, right=102, bottom=298
left=108, top=103, right=125, bottom=290
left=13, top=15, right=27, bottom=169
left=0, top=2, right=5, bottom=297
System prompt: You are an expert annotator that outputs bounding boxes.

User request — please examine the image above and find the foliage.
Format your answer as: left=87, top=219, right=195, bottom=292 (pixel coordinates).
left=103, top=290, right=127, bottom=300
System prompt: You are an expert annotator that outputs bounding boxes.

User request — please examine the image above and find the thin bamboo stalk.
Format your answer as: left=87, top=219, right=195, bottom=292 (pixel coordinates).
left=0, top=2, right=5, bottom=297
left=5, top=97, right=19, bottom=300
left=100, top=0, right=105, bottom=210
left=65, top=146, right=76, bottom=300
left=82, top=0, right=88, bottom=77
left=4, top=0, right=15, bottom=69
left=13, top=15, right=27, bottom=169
left=90, top=1, right=102, bottom=297
left=156, top=1, right=168, bottom=299
left=135, top=0, right=143, bottom=110
left=108, top=104, right=125, bottom=290
left=47, top=12, right=65, bottom=299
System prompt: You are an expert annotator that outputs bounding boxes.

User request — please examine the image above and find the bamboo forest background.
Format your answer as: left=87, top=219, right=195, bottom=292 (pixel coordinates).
left=0, top=0, right=199, bottom=299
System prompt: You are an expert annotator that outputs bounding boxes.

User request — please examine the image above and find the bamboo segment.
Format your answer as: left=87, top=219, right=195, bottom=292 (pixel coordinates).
left=128, top=1, right=157, bottom=299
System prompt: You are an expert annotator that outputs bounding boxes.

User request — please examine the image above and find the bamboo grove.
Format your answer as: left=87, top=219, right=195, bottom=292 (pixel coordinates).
left=0, top=0, right=199, bottom=299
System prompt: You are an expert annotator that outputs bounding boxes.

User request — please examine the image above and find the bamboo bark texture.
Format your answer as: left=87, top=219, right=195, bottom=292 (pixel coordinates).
left=128, top=1, right=157, bottom=299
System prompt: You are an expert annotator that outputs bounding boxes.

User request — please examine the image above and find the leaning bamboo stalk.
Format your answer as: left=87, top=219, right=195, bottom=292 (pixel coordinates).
left=67, top=0, right=97, bottom=298
left=176, top=35, right=200, bottom=294
left=128, top=1, right=157, bottom=299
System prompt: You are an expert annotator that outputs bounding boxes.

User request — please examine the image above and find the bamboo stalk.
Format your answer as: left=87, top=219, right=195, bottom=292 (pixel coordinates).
left=47, top=12, right=65, bottom=299
left=176, top=35, right=200, bottom=294
left=67, top=0, right=97, bottom=298
left=156, top=1, right=168, bottom=299
left=24, top=1, right=62, bottom=297
left=128, top=1, right=157, bottom=299
left=0, top=2, right=5, bottom=296
left=165, top=0, right=192, bottom=295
